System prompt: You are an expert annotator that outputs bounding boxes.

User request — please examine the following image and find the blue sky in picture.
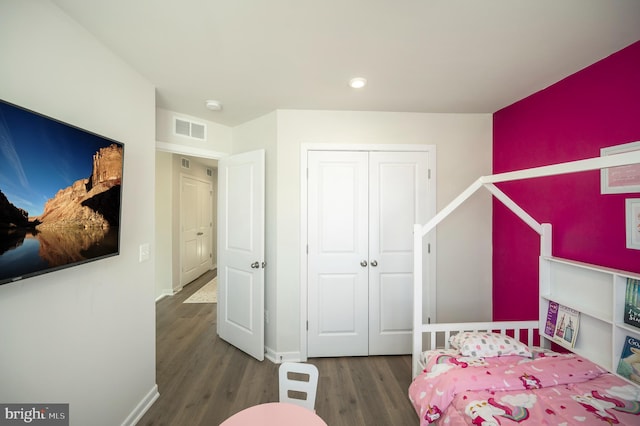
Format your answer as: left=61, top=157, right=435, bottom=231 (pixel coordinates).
left=0, top=100, right=120, bottom=217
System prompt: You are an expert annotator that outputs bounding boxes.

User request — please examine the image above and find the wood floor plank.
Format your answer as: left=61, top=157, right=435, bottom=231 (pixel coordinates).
left=139, top=270, right=419, bottom=425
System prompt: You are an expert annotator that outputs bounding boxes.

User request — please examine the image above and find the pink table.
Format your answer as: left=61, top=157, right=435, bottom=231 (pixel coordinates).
left=220, top=402, right=328, bottom=426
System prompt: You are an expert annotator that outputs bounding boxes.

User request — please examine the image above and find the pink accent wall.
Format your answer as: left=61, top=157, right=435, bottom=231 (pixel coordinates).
left=492, top=40, right=640, bottom=321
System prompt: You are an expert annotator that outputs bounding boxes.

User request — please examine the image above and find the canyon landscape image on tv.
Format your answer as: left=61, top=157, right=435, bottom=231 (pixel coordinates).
left=0, top=99, right=123, bottom=285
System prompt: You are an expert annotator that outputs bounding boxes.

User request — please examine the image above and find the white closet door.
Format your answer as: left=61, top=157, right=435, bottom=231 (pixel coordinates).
left=368, top=151, right=430, bottom=355
left=307, top=151, right=369, bottom=357
left=307, top=149, right=430, bottom=357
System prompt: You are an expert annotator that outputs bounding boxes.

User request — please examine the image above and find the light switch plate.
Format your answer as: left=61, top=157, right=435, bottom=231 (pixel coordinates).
left=139, top=243, right=150, bottom=262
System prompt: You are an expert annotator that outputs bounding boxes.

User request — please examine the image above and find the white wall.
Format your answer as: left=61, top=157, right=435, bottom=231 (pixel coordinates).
left=0, top=2, right=157, bottom=425
left=275, top=110, right=493, bottom=355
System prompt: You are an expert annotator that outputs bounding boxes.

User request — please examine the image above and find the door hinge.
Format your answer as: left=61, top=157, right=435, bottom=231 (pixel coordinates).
left=427, top=243, right=431, bottom=254
left=428, top=169, right=431, bottom=179
left=428, top=317, right=431, bottom=324
left=306, top=321, right=309, bottom=331
left=306, top=244, right=308, bottom=254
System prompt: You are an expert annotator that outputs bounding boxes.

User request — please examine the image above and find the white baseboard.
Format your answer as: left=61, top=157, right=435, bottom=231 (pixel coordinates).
left=122, top=384, right=159, bottom=426
left=265, top=347, right=302, bottom=364
left=155, top=290, right=175, bottom=302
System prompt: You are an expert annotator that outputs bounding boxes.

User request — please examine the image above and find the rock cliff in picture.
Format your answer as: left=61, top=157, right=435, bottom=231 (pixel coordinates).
left=36, top=144, right=123, bottom=230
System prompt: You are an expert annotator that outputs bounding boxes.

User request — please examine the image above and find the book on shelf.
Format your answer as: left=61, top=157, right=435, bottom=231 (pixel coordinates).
left=544, top=301, right=580, bottom=348
left=616, top=335, right=640, bottom=386
left=624, top=278, right=640, bottom=329
left=544, top=301, right=559, bottom=337
left=554, top=304, right=580, bottom=347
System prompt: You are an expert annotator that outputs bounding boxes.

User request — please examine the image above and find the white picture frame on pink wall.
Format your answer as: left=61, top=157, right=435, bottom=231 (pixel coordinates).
left=626, top=198, right=640, bottom=250
left=601, top=141, right=640, bottom=194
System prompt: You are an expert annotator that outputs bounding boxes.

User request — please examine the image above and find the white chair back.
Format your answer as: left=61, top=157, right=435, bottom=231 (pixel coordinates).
left=278, top=362, right=319, bottom=411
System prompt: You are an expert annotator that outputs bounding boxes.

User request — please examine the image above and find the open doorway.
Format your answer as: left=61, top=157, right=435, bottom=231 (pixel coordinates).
left=155, top=151, right=218, bottom=298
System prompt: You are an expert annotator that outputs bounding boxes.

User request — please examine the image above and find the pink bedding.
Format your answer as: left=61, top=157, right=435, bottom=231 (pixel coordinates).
left=409, top=351, right=640, bottom=425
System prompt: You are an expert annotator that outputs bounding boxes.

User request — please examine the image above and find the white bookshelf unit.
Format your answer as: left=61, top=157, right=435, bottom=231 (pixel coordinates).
left=539, top=256, right=640, bottom=378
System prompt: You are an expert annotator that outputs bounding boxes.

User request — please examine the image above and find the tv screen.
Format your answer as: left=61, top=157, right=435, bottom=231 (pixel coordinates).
left=0, top=99, right=123, bottom=286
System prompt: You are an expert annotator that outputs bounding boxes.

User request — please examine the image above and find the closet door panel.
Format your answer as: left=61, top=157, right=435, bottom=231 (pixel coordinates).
left=307, top=151, right=369, bottom=357
left=369, top=151, right=430, bottom=355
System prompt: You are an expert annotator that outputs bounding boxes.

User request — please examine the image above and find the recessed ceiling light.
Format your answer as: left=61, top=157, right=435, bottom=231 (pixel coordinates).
left=205, top=100, right=222, bottom=111
left=349, top=77, right=367, bottom=89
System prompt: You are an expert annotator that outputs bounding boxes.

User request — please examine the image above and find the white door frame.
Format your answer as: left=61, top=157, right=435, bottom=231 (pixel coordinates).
left=299, top=144, right=437, bottom=361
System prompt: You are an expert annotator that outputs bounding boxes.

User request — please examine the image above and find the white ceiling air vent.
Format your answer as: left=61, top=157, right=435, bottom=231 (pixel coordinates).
left=181, top=157, right=190, bottom=169
left=174, top=116, right=207, bottom=141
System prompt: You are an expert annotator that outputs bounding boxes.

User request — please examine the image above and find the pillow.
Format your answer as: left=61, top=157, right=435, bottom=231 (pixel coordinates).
left=449, top=331, right=532, bottom=358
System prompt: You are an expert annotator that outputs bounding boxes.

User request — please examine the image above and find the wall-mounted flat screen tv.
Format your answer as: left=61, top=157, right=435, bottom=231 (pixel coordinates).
left=0, top=99, right=124, bottom=286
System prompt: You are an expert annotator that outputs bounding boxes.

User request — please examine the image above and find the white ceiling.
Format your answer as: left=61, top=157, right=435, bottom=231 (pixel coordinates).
left=52, top=0, right=640, bottom=127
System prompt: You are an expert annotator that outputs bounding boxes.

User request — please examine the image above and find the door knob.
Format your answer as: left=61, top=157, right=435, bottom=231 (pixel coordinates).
left=251, top=262, right=260, bottom=269
left=360, top=260, right=368, bottom=267
left=370, top=260, right=378, bottom=267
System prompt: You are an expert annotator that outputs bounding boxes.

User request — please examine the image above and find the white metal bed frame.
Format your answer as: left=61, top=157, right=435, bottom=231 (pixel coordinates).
left=412, top=150, right=640, bottom=378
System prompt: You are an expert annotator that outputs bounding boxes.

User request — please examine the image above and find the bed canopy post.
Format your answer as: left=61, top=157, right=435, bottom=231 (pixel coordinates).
left=412, top=224, right=424, bottom=378
left=540, top=223, right=552, bottom=258
left=538, top=223, right=553, bottom=347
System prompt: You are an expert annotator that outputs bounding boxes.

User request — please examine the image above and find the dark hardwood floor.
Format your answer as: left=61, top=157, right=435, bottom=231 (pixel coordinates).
left=138, top=270, right=418, bottom=425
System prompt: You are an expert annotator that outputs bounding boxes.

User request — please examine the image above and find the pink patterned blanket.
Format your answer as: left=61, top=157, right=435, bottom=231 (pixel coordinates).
left=409, top=351, right=640, bottom=425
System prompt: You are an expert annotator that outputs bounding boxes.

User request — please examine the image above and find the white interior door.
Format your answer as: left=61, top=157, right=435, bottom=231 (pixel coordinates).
left=181, top=175, right=213, bottom=286
left=368, top=151, right=429, bottom=354
left=307, top=151, right=369, bottom=357
left=217, top=150, right=265, bottom=361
